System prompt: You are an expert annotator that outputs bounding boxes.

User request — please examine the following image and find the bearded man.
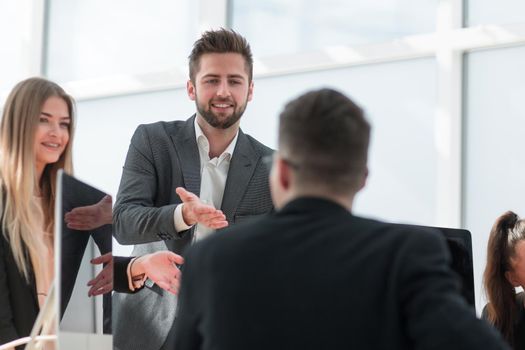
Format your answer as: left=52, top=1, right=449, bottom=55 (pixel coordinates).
left=112, top=29, right=274, bottom=350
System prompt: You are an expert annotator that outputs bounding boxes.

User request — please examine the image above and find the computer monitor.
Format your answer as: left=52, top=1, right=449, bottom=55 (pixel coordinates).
left=55, top=170, right=112, bottom=349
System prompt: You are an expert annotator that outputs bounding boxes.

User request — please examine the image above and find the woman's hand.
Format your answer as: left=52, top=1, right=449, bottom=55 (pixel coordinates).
left=87, top=252, right=113, bottom=296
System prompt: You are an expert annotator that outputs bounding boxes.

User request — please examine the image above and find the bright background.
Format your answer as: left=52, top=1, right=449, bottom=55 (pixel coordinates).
left=1, top=0, right=525, bottom=318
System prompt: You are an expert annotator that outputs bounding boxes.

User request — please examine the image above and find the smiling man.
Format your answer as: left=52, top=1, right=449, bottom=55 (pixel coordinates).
left=112, top=29, right=274, bottom=350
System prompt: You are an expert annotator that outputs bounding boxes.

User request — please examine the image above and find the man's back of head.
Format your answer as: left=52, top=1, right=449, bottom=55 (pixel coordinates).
left=270, top=88, right=371, bottom=209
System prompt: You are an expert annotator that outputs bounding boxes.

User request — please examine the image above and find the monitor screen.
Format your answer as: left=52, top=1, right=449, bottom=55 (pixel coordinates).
left=55, top=170, right=112, bottom=336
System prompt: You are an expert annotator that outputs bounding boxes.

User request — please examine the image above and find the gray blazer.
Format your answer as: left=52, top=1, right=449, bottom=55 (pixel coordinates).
left=112, top=115, right=274, bottom=350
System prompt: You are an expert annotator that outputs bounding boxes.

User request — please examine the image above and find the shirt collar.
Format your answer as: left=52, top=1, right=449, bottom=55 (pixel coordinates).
left=194, top=117, right=239, bottom=162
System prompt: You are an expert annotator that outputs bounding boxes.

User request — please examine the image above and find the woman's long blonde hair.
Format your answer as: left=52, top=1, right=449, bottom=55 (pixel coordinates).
left=0, top=77, right=75, bottom=281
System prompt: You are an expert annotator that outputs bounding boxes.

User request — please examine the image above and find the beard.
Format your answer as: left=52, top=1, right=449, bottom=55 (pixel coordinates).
left=195, top=95, right=248, bottom=130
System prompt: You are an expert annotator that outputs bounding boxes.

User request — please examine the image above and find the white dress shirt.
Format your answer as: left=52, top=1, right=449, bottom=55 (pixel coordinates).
left=128, top=120, right=239, bottom=291
left=173, top=118, right=238, bottom=241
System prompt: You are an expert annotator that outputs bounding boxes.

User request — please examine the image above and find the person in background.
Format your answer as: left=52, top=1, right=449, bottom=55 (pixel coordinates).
left=0, top=78, right=179, bottom=349
left=0, top=77, right=74, bottom=348
left=483, top=211, right=525, bottom=349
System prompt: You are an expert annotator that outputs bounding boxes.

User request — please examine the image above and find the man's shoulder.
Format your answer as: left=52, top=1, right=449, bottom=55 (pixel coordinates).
left=350, top=215, right=441, bottom=237
left=195, top=213, right=441, bottom=253
left=241, top=132, right=274, bottom=156
left=190, top=214, right=270, bottom=254
left=195, top=214, right=445, bottom=253
left=217, top=213, right=270, bottom=238
left=136, top=118, right=190, bottom=135
left=388, top=223, right=444, bottom=241
left=130, top=118, right=194, bottom=149
left=388, top=222, right=447, bottom=252
left=348, top=216, right=447, bottom=254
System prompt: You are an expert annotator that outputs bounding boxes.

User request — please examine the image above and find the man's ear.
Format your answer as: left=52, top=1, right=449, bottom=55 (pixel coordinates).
left=247, top=81, right=254, bottom=102
left=505, top=270, right=519, bottom=287
left=187, top=80, right=196, bottom=101
left=357, top=167, right=369, bottom=192
left=277, top=157, right=291, bottom=190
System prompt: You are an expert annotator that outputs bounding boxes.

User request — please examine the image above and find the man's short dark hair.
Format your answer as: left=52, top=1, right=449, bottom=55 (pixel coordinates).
left=278, top=88, right=371, bottom=193
left=188, top=28, right=253, bottom=83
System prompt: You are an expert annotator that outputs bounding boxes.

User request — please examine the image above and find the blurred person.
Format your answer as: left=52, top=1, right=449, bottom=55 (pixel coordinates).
left=174, top=88, right=509, bottom=350
left=483, top=211, right=525, bottom=349
left=112, top=28, right=273, bottom=350
left=0, top=77, right=74, bottom=347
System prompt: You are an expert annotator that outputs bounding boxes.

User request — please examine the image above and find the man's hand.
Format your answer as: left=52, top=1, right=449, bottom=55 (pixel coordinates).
left=176, top=187, right=228, bottom=229
left=134, top=251, right=184, bottom=295
left=65, top=195, right=113, bottom=230
left=87, top=252, right=113, bottom=297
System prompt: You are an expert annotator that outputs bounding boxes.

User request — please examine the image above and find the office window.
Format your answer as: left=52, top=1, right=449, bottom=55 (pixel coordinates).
left=0, top=0, right=40, bottom=98
left=464, top=45, right=525, bottom=309
left=231, top=0, right=438, bottom=57
left=46, top=0, right=198, bottom=83
left=245, top=58, right=438, bottom=226
left=466, top=0, right=525, bottom=26
left=73, top=89, right=194, bottom=196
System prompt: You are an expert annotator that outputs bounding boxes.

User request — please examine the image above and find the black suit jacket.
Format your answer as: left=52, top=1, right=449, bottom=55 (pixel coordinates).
left=0, top=233, right=39, bottom=347
left=174, top=197, right=509, bottom=350
left=113, top=256, right=133, bottom=293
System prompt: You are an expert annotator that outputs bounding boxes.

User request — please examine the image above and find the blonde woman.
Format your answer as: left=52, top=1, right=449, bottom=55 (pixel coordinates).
left=483, top=211, right=525, bottom=349
left=0, top=77, right=74, bottom=346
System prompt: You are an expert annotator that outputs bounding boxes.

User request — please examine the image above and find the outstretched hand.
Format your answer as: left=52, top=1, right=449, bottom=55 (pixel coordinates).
left=65, top=194, right=112, bottom=230
left=87, top=252, right=113, bottom=297
left=176, top=187, right=228, bottom=229
left=134, top=251, right=184, bottom=295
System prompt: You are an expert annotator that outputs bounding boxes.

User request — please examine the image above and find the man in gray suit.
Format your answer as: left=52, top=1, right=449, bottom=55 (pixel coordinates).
left=112, top=29, right=274, bottom=350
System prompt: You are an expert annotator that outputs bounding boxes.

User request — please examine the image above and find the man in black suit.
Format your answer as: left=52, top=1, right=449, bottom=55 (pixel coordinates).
left=173, top=88, right=510, bottom=349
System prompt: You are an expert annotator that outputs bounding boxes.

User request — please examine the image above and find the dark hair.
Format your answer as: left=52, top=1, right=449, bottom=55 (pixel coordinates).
left=483, top=211, right=525, bottom=346
left=278, top=88, right=370, bottom=194
left=188, top=28, right=253, bottom=83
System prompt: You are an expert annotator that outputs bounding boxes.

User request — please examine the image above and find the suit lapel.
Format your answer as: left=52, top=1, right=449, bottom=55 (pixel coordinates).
left=170, top=119, right=260, bottom=220
left=170, top=115, right=201, bottom=196
left=221, top=129, right=259, bottom=221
